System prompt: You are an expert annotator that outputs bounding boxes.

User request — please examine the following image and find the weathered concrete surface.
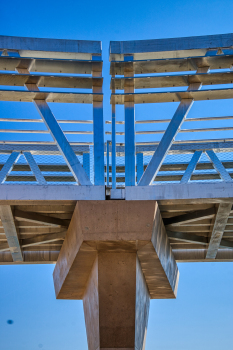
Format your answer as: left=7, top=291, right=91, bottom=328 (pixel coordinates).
left=83, top=252, right=150, bottom=350
left=138, top=202, right=179, bottom=298
left=83, top=257, right=99, bottom=350
left=53, top=200, right=179, bottom=299
left=135, top=254, right=150, bottom=350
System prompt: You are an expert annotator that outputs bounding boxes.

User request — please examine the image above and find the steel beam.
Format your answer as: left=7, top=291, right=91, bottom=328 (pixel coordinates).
left=0, top=89, right=102, bottom=103
left=0, top=231, right=67, bottom=252
left=0, top=205, right=23, bottom=261
left=206, top=203, right=232, bottom=259
left=0, top=56, right=102, bottom=74
left=23, top=151, right=47, bottom=185
left=92, top=65, right=105, bottom=186
left=138, top=99, right=193, bottom=186
left=14, top=209, right=69, bottom=227
left=180, top=151, right=202, bottom=183
left=83, top=153, right=90, bottom=180
left=21, top=231, right=66, bottom=248
left=106, top=141, right=110, bottom=186
left=138, top=66, right=208, bottom=186
left=206, top=150, right=232, bottom=182
left=0, top=184, right=105, bottom=201
left=124, top=56, right=135, bottom=186
left=125, top=182, right=233, bottom=202
left=111, top=76, right=116, bottom=189
left=0, top=35, right=102, bottom=56
left=110, top=55, right=233, bottom=76
left=14, top=57, right=94, bottom=186
left=33, top=100, right=92, bottom=186
left=164, top=207, right=216, bottom=226
left=136, top=153, right=144, bottom=184
left=0, top=143, right=89, bottom=155
left=0, top=73, right=102, bottom=89
left=0, top=152, right=20, bottom=184
left=109, top=33, right=233, bottom=59
left=111, top=88, right=233, bottom=104
left=167, top=231, right=233, bottom=249
left=92, top=101, right=104, bottom=185
left=167, top=231, right=208, bottom=245
left=111, top=71, right=233, bottom=90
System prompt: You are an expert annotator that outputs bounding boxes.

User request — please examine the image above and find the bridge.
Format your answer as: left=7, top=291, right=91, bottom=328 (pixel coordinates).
left=0, top=33, right=233, bottom=349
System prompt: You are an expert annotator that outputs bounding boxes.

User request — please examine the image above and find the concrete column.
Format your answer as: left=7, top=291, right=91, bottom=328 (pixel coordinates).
left=53, top=200, right=179, bottom=350
left=83, top=252, right=150, bottom=350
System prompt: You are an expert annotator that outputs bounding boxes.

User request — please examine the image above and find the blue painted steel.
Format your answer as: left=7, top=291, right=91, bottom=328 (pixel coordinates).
left=109, top=34, right=233, bottom=55
left=125, top=104, right=135, bottom=186
left=83, top=153, right=90, bottom=179
left=180, top=151, right=202, bottom=183
left=0, top=35, right=102, bottom=55
left=138, top=99, right=194, bottom=186
left=111, top=106, right=116, bottom=189
left=93, top=102, right=105, bottom=186
left=92, top=55, right=102, bottom=61
left=34, top=100, right=92, bottom=186
left=206, top=150, right=232, bottom=182
left=136, top=153, right=144, bottom=184
left=24, top=152, right=47, bottom=185
left=106, top=141, right=110, bottom=186
left=92, top=52, right=104, bottom=186
left=124, top=55, right=135, bottom=186
left=0, top=152, right=20, bottom=184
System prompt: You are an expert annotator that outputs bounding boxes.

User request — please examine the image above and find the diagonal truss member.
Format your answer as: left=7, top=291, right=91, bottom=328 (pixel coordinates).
left=138, top=67, right=209, bottom=186
left=180, top=151, right=202, bottom=183
left=206, top=203, right=233, bottom=259
left=15, top=62, right=92, bottom=186
left=23, top=151, right=47, bottom=185
left=33, top=100, right=92, bottom=186
left=0, top=205, right=23, bottom=261
left=0, top=152, right=20, bottom=184
left=138, top=99, right=193, bottom=186
left=206, top=150, right=232, bottom=182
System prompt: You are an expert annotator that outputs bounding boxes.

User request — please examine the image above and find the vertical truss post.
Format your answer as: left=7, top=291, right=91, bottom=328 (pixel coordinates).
left=92, top=57, right=104, bottom=186
left=83, top=152, right=90, bottom=180
left=206, top=150, right=232, bottom=182
left=180, top=151, right=202, bottom=183
left=111, top=74, right=116, bottom=189
left=0, top=152, right=20, bottom=184
left=106, top=141, right=110, bottom=186
left=124, top=56, right=135, bottom=186
left=136, top=152, right=144, bottom=184
left=23, top=151, right=47, bottom=185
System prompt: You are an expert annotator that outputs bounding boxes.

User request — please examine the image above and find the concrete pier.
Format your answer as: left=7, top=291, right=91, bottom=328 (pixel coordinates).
left=53, top=201, right=179, bottom=349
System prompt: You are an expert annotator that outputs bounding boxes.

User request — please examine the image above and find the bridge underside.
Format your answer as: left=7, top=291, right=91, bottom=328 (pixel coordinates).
left=0, top=183, right=233, bottom=264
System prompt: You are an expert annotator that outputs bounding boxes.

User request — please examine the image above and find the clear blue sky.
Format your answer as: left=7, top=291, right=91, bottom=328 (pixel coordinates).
left=0, top=0, right=233, bottom=349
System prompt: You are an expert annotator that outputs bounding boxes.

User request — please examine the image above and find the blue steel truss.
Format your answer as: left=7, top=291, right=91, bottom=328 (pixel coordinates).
left=1, top=34, right=233, bottom=188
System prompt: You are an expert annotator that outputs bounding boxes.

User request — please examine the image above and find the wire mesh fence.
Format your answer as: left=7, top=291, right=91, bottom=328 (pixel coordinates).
left=105, top=146, right=233, bottom=187
left=0, top=151, right=93, bottom=185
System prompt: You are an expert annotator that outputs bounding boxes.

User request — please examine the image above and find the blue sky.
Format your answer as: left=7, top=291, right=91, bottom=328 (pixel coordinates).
left=0, top=0, right=233, bottom=349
